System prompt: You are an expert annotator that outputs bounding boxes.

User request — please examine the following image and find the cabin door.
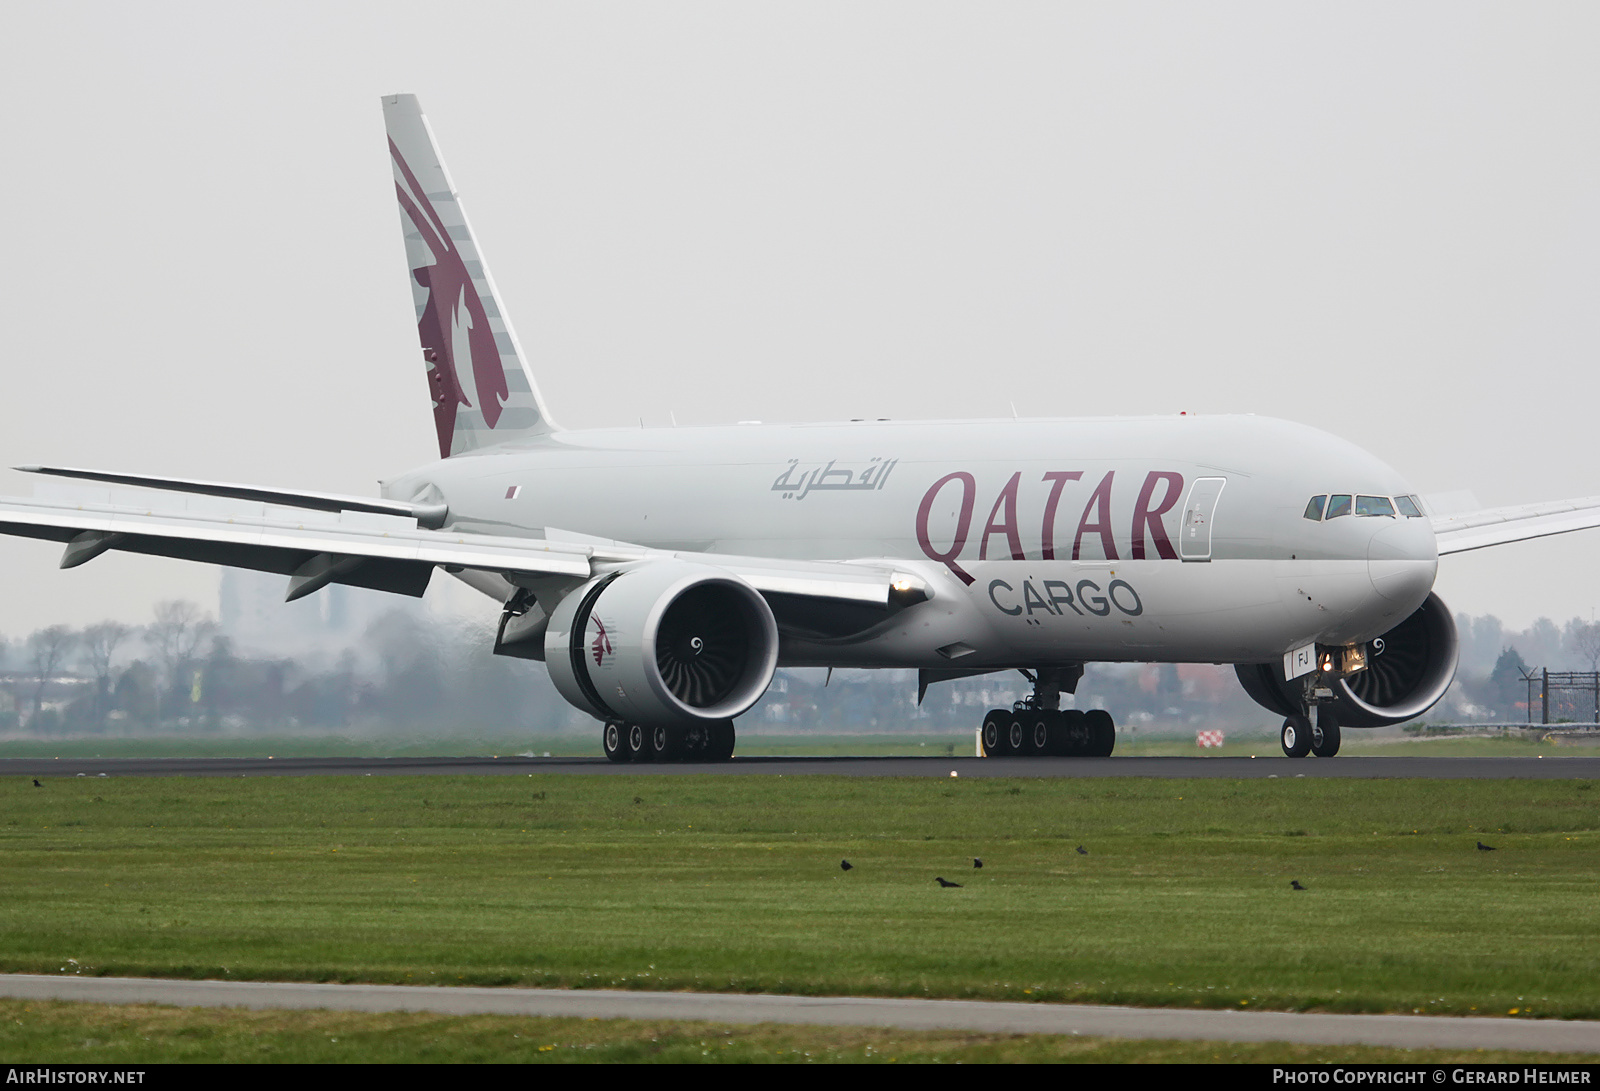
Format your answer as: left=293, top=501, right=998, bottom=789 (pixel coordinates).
left=1179, top=477, right=1226, bottom=561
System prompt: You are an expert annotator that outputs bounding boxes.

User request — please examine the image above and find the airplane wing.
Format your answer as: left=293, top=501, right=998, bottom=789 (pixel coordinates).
left=15, top=464, right=450, bottom=527
left=0, top=491, right=908, bottom=609
left=1432, top=496, right=1600, bottom=555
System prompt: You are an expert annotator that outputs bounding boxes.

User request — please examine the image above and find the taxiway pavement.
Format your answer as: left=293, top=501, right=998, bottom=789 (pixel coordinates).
left=0, top=975, right=1595, bottom=1052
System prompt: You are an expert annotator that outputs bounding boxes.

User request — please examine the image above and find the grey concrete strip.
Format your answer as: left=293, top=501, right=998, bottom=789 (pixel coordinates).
left=1, top=976, right=1596, bottom=1052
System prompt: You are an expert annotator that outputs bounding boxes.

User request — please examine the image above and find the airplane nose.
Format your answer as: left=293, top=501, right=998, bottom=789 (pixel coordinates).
left=1367, top=519, right=1437, bottom=603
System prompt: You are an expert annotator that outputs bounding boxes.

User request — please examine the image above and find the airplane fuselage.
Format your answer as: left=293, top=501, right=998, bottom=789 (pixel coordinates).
left=384, top=413, right=1437, bottom=670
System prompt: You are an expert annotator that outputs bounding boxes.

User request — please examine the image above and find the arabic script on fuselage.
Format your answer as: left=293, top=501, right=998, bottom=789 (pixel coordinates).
left=771, top=458, right=899, bottom=500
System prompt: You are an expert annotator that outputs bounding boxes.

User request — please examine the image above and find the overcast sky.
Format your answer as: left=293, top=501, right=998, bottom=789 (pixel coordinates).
left=2, top=2, right=1599, bottom=636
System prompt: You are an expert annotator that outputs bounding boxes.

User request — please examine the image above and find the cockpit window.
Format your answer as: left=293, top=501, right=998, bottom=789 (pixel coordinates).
left=1303, top=495, right=1326, bottom=521
left=1395, top=495, right=1423, bottom=518
left=1325, top=494, right=1352, bottom=519
left=1355, top=495, right=1396, bottom=517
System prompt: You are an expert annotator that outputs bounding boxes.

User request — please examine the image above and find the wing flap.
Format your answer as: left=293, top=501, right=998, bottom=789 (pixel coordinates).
left=1433, top=496, right=1600, bottom=555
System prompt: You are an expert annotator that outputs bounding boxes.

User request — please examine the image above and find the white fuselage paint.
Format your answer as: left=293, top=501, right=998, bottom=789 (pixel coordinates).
left=383, top=414, right=1437, bottom=670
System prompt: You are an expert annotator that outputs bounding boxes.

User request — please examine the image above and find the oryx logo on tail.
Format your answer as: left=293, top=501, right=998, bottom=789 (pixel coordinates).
left=390, top=139, right=510, bottom=457
left=382, top=93, right=557, bottom=457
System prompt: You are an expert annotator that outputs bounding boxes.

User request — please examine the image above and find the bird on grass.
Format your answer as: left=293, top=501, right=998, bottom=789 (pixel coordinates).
left=840, top=860, right=853, bottom=871
left=32, top=779, right=41, bottom=788
left=935, top=877, right=963, bottom=888
left=973, top=858, right=983, bottom=869
left=1076, top=846, right=1088, bottom=855
left=1477, top=842, right=1497, bottom=852
left=1291, top=880, right=1307, bottom=891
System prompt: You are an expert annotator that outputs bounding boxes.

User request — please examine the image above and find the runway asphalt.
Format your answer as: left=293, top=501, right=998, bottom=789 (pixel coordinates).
left=3, top=754, right=1599, bottom=778
left=1, top=975, right=1596, bottom=1052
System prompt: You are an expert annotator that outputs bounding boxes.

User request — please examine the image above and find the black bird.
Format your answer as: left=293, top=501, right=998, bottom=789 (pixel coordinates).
left=1291, top=880, right=1306, bottom=891
left=935, top=877, right=963, bottom=888
left=840, top=860, right=853, bottom=871
left=31, top=779, right=41, bottom=788
left=1076, top=845, right=1088, bottom=855
left=973, top=858, right=983, bottom=869
left=1477, top=841, right=1497, bottom=852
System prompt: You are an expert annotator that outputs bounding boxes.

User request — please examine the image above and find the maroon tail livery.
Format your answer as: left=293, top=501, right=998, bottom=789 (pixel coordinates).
left=383, top=94, right=556, bottom=456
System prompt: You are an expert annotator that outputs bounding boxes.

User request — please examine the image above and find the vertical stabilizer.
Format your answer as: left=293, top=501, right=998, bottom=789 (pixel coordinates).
left=383, top=94, right=558, bottom=457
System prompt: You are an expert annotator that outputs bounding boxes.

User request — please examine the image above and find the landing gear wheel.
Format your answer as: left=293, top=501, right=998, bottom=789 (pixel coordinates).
left=676, top=723, right=708, bottom=760
left=702, top=721, right=735, bottom=761
left=1310, top=714, right=1341, bottom=758
left=647, top=724, right=677, bottom=762
left=981, top=710, right=1012, bottom=757
left=1022, top=712, right=1052, bottom=756
left=1084, top=709, right=1116, bottom=757
left=625, top=723, right=646, bottom=761
left=1038, top=710, right=1066, bottom=755
left=1006, top=715, right=1025, bottom=754
left=603, top=722, right=630, bottom=763
left=1057, top=709, right=1089, bottom=756
left=1281, top=715, right=1312, bottom=758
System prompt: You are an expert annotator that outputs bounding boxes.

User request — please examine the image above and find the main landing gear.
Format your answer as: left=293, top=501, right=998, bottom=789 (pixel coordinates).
left=603, top=720, right=736, bottom=763
left=978, top=665, right=1115, bottom=758
left=1280, top=707, right=1341, bottom=758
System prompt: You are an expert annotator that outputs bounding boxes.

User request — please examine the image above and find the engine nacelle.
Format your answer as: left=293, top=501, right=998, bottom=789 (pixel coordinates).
left=544, top=561, right=780, bottom=728
left=1235, top=592, right=1459, bottom=728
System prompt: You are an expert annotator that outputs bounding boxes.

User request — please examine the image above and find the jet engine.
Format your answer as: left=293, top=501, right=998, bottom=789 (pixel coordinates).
left=1235, top=592, right=1459, bottom=728
left=544, top=561, right=780, bottom=728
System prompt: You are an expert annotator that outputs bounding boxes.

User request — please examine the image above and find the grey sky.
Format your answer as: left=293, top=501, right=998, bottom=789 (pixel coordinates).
left=1, top=2, right=1597, bottom=635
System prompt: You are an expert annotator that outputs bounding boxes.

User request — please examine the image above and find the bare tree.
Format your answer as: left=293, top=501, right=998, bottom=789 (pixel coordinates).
left=145, top=601, right=216, bottom=721
left=26, top=625, right=78, bottom=727
left=1573, top=622, right=1600, bottom=674
left=81, top=621, right=132, bottom=726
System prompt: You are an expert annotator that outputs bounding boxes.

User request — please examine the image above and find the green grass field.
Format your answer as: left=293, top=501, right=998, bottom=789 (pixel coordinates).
left=1, top=772, right=1597, bottom=1021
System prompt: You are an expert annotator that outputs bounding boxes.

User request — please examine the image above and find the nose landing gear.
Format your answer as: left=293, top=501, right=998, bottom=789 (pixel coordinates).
left=1280, top=707, right=1341, bottom=758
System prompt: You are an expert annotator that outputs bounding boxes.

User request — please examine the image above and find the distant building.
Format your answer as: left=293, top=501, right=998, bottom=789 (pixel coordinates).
left=218, top=569, right=418, bottom=659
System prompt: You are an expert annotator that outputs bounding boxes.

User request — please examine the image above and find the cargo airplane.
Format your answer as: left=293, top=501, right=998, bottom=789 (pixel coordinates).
left=3, top=95, right=1597, bottom=761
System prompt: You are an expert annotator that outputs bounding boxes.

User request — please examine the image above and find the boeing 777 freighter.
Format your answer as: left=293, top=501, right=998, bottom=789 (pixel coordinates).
left=2, top=95, right=1596, bottom=761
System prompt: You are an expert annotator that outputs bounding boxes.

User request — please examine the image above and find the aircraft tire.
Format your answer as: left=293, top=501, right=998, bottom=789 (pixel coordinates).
left=1310, top=716, right=1341, bottom=758
left=603, top=722, right=630, bottom=763
left=1022, top=712, right=1052, bottom=756
left=1038, top=710, right=1065, bottom=755
left=707, top=721, right=736, bottom=761
left=676, top=722, right=709, bottom=761
left=1057, top=709, right=1089, bottom=756
left=1281, top=715, right=1312, bottom=758
left=647, top=724, right=677, bottom=762
left=980, top=711, right=1011, bottom=757
left=626, top=723, right=647, bottom=762
left=1085, top=710, right=1116, bottom=757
